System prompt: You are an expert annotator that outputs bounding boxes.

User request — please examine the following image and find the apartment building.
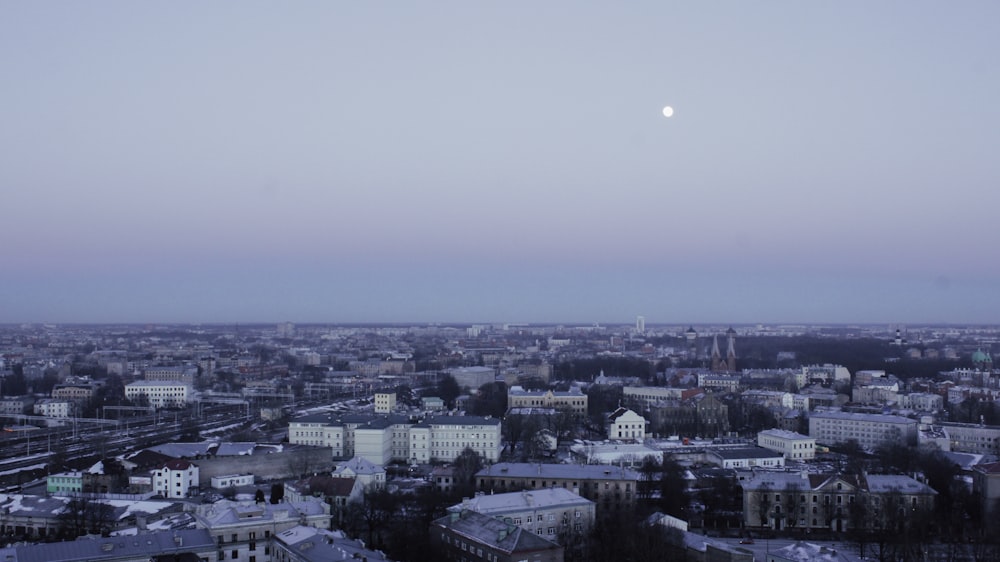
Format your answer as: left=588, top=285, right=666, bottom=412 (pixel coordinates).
left=448, top=488, right=595, bottom=545
left=288, top=413, right=501, bottom=464
left=154, top=459, right=199, bottom=498
left=808, top=411, right=917, bottom=450
left=410, top=415, right=502, bottom=463
left=195, top=499, right=332, bottom=562
left=431, top=509, right=564, bottom=562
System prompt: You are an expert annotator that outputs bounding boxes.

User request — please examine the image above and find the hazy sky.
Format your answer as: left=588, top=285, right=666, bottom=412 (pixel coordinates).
left=2, top=2, right=999, bottom=325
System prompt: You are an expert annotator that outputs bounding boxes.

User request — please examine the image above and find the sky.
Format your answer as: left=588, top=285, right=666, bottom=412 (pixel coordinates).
left=2, top=2, right=999, bottom=325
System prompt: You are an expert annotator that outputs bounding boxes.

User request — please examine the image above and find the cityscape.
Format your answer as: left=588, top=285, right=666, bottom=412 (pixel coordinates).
left=3, top=2, right=1000, bottom=562
left=1, top=321, right=1000, bottom=561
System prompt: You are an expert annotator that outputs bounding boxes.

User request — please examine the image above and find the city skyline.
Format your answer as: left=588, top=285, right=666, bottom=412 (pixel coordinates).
left=2, top=2, right=998, bottom=324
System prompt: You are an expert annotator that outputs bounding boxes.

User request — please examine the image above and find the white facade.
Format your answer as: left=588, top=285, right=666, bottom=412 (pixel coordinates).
left=125, top=381, right=192, bottom=409
left=449, top=488, right=596, bottom=543
left=757, top=429, right=816, bottom=460
left=409, top=416, right=502, bottom=463
left=211, top=474, right=255, bottom=489
left=154, top=460, right=199, bottom=498
left=608, top=408, right=647, bottom=441
left=33, top=399, right=70, bottom=418
left=374, top=392, right=397, bottom=413
left=808, top=411, right=917, bottom=450
left=508, top=386, right=588, bottom=415
left=332, top=456, right=386, bottom=489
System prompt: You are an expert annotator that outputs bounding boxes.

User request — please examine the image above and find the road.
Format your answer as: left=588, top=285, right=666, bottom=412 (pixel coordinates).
left=716, top=537, right=867, bottom=562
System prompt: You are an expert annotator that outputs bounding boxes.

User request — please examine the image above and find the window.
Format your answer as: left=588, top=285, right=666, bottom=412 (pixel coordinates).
left=231, top=550, right=238, bottom=559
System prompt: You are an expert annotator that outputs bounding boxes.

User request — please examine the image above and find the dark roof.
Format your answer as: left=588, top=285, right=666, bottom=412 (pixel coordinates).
left=14, top=529, right=214, bottom=562
left=163, top=459, right=194, bottom=471
left=126, top=449, right=175, bottom=468
left=433, top=510, right=562, bottom=554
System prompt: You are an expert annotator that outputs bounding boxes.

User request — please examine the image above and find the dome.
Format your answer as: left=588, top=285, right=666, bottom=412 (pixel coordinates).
left=972, top=349, right=991, bottom=364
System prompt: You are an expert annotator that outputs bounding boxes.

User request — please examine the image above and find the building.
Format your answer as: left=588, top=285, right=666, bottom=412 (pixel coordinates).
left=46, top=471, right=83, bottom=494
left=143, top=365, right=198, bottom=383
left=476, top=463, right=639, bottom=518
left=740, top=471, right=936, bottom=533
left=33, top=399, right=70, bottom=419
left=211, top=474, right=256, bottom=489
left=374, top=392, right=397, bottom=413
left=606, top=407, right=647, bottom=441
left=449, top=366, right=496, bottom=390
left=939, top=421, right=1000, bottom=455
left=153, top=459, right=199, bottom=498
left=409, top=415, right=503, bottom=464
left=707, top=447, right=785, bottom=470
left=51, top=382, right=98, bottom=403
left=808, top=411, right=917, bottom=450
left=8, top=529, right=216, bottom=562
left=195, top=499, right=332, bottom=562
left=448, top=488, right=596, bottom=544
left=622, top=386, right=685, bottom=408
left=431, top=509, right=564, bottom=562
left=125, top=380, right=192, bottom=409
left=508, top=387, right=588, bottom=416
left=757, top=429, right=816, bottom=461
left=272, top=525, right=391, bottom=562
left=971, top=461, right=1000, bottom=520
left=332, top=456, right=386, bottom=489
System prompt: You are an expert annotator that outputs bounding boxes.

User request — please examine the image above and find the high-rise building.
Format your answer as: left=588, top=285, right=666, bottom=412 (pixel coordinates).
left=635, top=316, right=645, bottom=334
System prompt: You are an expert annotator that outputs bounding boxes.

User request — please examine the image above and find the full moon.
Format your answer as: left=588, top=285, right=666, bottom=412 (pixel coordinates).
left=662, top=106, right=674, bottom=118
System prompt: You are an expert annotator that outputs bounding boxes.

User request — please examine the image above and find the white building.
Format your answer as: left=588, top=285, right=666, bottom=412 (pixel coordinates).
left=508, top=386, right=588, bottom=415
left=448, top=366, right=496, bottom=390
left=153, top=459, right=199, bottom=498
left=332, top=456, right=386, bottom=489
left=757, top=429, right=816, bottom=460
left=707, top=447, right=785, bottom=469
left=448, top=488, right=596, bottom=543
left=409, top=415, right=502, bottom=463
left=622, top=386, right=685, bottom=407
left=33, top=399, right=70, bottom=419
left=607, top=407, right=647, bottom=441
left=374, top=392, right=397, bottom=413
left=211, top=474, right=255, bottom=489
left=808, top=411, right=917, bottom=450
left=125, top=380, right=192, bottom=409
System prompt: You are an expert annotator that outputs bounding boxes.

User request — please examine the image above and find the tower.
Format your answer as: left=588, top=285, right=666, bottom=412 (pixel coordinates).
left=710, top=335, right=722, bottom=371
left=726, top=326, right=737, bottom=372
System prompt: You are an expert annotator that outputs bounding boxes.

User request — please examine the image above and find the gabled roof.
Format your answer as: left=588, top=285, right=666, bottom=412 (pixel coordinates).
left=433, top=510, right=562, bottom=554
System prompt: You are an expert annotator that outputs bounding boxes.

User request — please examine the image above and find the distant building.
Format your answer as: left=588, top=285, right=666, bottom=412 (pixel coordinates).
left=194, top=499, right=332, bottom=561
left=449, top=366, right=496, bottom=390
left=273, top=525, right=391, bottom=562
left=125, top=380, right=192, bottom=409
left=508, top=386, right=588, bottom=416
left=211, top=474, right=255, bottom=489
left=476, top=463, right=639, bottom=518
